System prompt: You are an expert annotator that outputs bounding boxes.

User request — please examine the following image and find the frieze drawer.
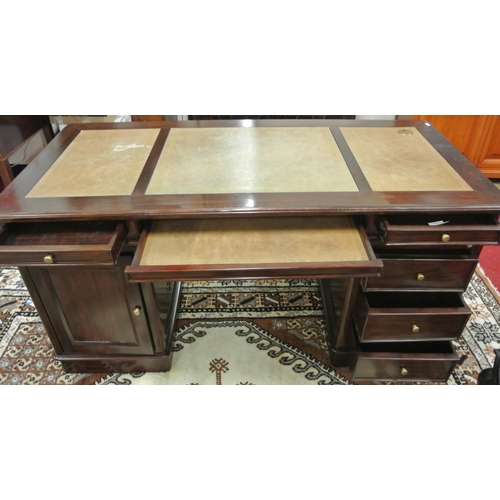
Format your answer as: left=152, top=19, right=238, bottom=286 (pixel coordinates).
left=364, top=247, right=478, bottom=292
left=377, top=214, right=500, bottom=246
left=0, top=221, right=127, bottom=266
left=353, top=290, right=471, bottom=343
left=353, top=341, right=460, bottom=382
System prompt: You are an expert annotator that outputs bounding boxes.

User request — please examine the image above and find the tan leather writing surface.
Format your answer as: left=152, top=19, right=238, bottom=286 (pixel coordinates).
left=340, top=127, right=472, bottom=192
left=139, top=217, right=369, bottom=266
left=26, top=129, right=160, bottom=198
left=146, top=127, right=359, bottom=194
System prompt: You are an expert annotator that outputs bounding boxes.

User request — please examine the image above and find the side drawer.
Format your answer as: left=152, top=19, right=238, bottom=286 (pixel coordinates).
left=364, top=248, right=478, bottom=291
left=377, top=214, right=500, bottom=246
left=0, top=221, right=127, bottom=266
left=353, top=341, right=460, bottom=382
left=353, top=290, right=471, bottom=342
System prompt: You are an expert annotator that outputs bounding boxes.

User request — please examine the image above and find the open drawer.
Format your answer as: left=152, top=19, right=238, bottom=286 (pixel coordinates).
left=377, top=214, right=500, bottom=246
left=353, top=341, right=460, bottom=382
left=0, top=221, right=127, bottom=266
left=126, top=217, right=382, bottom=281
left=353, top=289, right=471, bottom=343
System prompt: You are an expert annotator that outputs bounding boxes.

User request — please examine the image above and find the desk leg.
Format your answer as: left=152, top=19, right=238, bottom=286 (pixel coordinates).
left=320, top=278, right=359, bottom=369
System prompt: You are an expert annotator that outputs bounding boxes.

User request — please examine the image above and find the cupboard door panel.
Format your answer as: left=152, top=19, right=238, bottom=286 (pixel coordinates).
left=28, top=262, right=155, bottom=355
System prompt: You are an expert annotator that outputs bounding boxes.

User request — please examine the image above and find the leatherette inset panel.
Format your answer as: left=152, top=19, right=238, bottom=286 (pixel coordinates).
left=146, top=127, right=359, bottom=194
left=139, top=217, right=369, bottom=266
left=340, top=127, right=473, bottom=192
left=26, top=129, right=160, bottom=197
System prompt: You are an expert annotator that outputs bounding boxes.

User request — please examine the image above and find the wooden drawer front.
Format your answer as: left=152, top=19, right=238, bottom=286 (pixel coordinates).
left=378, top=214, right=500, bottom=246
left=353, top=290, right=471, bottom=342
left=353, top=342, right=460, bottom=382
left=364, top=249, right=478, bottom=291
left=0, top=221, right=127, bottom=266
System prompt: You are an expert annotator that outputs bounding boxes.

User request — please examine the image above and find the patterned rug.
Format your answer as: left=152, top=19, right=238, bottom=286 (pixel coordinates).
left=1, top=266, right=499, bottom=385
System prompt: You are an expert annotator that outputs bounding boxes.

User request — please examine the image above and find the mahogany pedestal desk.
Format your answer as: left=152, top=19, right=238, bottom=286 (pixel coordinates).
left=1, top=119, right=499, bottom=383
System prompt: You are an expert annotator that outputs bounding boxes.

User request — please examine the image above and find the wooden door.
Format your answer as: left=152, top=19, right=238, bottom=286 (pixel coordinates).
left=468, top=116, right=500, bottom=177
left=413, top=115, right=500, bottom=178
left=26, top=259, right=156, bottom=355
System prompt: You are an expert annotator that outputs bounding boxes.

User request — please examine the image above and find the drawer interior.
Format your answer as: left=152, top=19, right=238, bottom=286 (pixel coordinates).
left=0, top=221, right=127, bottom=266
left=0, top=221, right=122, bottom=247
left=382, top=213, right=497, bottom=227
left=358, top=340, right=455, bottom=355
left=363, top=291, right=465, bottom=309
left=373, top=247, right=477, bottom=259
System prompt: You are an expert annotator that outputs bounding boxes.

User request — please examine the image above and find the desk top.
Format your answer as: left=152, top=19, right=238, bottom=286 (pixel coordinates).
left=1, top=119, right=499, bottom=222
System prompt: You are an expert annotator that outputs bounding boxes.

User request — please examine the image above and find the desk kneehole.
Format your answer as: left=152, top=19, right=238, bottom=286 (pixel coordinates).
left=125, top=217, right=383, bottom=282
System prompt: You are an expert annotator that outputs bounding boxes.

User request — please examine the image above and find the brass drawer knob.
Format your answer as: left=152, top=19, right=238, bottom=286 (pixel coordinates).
left=412, top=324, right=420, bottom=333
left=44, top=254, right=54, bottom=264
left=417, top=273, right=425, bottom=281
left=133, top=306, right=142, bottom=316
left=441, top=233, right=451, bottom=242
left=401, top=367, right=409, bottom=376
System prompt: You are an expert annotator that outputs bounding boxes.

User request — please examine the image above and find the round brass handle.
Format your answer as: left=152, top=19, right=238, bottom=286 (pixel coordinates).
left=401, top=367, right=409, bottom=376
left=133, top=306, right=142, bottom=316
left=417, top=273, right=425, bottom=281
left=412, top=324, right=420, bottom=333
left=441, top=233, right=451, bottom=242
left=44, top=254, right=54, bottom=264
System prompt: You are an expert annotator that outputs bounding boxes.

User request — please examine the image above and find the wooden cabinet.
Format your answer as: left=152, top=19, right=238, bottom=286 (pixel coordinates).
left=0, top=221, right=175, bottom=373
left=470, top=117, right=500, bottom=177
left=413, top=115, right=500, bottom=178
left=19, top=260, right=175, bottom=373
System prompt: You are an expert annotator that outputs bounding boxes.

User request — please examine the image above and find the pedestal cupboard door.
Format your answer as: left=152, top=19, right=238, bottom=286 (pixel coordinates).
left=27, top=261, right=155, bottom=355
